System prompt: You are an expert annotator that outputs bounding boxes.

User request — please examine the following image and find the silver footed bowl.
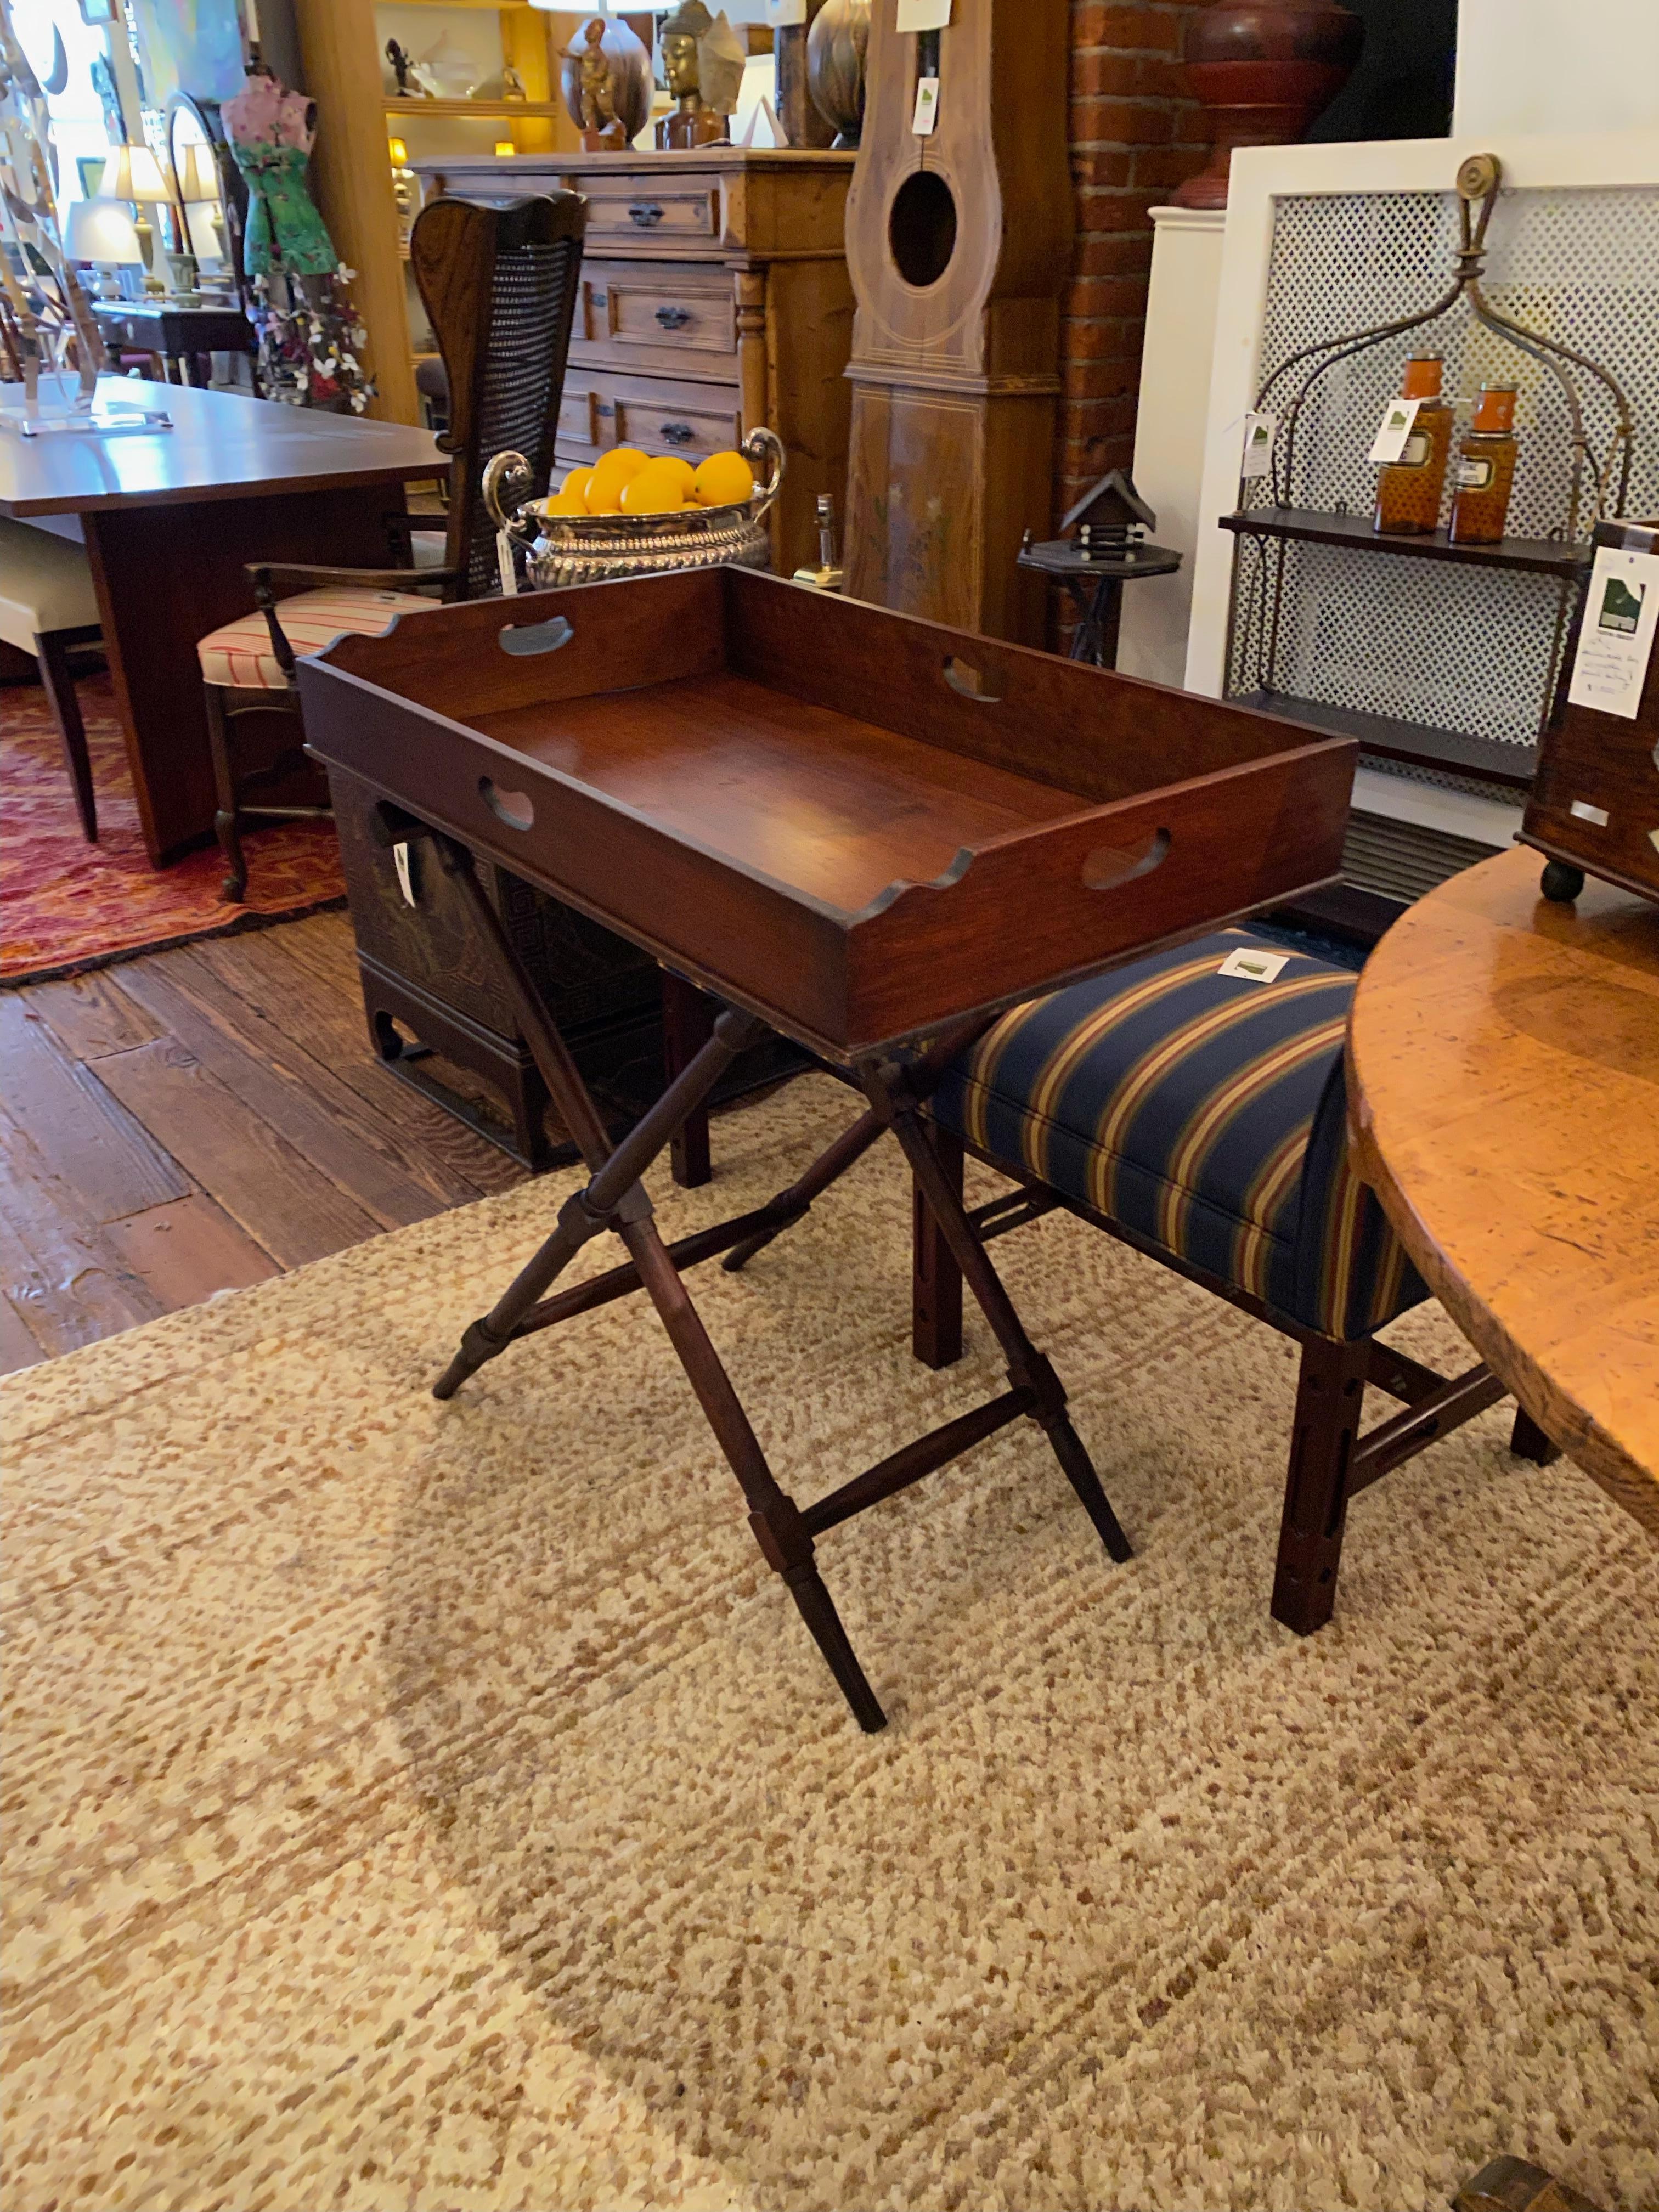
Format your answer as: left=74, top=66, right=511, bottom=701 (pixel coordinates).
left=483, top=426, right=784, bottom=589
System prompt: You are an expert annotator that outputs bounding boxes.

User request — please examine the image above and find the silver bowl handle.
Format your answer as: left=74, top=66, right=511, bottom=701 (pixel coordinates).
left=742, top=426, right=785, bottom=525
left=483, top=449, right=536, bottom=532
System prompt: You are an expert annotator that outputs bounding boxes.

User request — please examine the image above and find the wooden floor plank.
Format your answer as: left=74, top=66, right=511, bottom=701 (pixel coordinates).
left=0, top=1104, right=165, bottom=1355
left=0, top=995, right=188, bottom=1224
left=268, top=911, right=363, bottom=997
left=103, top=1194, right=282, bottom=1312
left=93, top=1039, right=383, bottom=1270
left=196, top=928, right=523, bottom=1200
left=110, top=950, right=470, bottom=1231
left=21, top=969, right=165, bottom=1061
left=1, top=1290, right=48, bottom=1376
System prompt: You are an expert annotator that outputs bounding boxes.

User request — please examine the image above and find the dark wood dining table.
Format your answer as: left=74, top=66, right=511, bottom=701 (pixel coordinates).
left=0, top=376, right=442, bottom=865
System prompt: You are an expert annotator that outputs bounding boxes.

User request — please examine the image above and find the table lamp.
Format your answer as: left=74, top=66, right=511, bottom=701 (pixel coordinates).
left=99, top=142, right=174, bottom=293
left=65, top=197, right=144, bottom=300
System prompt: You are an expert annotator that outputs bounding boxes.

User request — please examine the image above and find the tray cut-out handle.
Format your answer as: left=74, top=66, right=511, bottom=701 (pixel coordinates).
left=499, top=614, right=574, bottom=658
left=480, top=777, right=534, bottom=832
left=943, top=655, right=1005, bottom=703
left=1081, top=828, right=1171, bottom=889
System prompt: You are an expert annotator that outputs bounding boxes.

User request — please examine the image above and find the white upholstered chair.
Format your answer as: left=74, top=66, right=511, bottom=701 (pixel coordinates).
left=0, top=515, right=103, bottom=841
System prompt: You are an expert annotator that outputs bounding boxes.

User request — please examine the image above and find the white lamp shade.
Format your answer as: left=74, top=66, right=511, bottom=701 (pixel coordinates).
left=66, top=198, right=144, bottom=264
left=100, top=143, right=173, bottom=203
left=174, top=142, right=222, bottom=204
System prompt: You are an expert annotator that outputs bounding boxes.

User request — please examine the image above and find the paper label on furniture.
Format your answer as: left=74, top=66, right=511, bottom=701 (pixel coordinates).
left=766, top=2, right=809, bottom=24
left=1569, top=799, right=1610, bottom=827
left=1218, top=948, right=1288, bottom=984
left=896, top=0, right=953, bottom=30
left=912, top=77, right=939, bottom=133
left=393, top=840, right=417, bottom=908
left=1369, top=397, right=1421, bottom=466
left=1567, top=546, right=1659, bottom=721
left=1240, top=412, right=1278, bottom=480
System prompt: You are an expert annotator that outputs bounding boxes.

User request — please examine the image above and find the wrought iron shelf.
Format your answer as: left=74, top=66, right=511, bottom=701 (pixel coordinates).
left=1221, top=507, right=1592, bottom=579
left=1234, top=690, right=1538, bottom=791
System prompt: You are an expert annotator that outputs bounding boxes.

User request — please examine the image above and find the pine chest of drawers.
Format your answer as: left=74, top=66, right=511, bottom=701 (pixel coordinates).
left=413, top=148, right=856, bottom=577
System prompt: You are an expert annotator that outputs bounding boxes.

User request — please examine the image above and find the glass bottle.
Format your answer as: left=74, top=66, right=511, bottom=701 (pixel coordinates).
left=1374, top=355, right=1454, bottom=535
left=1449, top=384, right=1520, bottom=545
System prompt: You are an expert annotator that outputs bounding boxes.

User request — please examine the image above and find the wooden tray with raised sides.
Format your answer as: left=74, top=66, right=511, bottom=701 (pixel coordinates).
left=298, top=568, right=1358, bottom=1064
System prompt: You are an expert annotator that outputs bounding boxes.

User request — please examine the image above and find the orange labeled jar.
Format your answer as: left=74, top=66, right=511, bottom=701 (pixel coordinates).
left=1374, top=355, right=1454, bottom=535
left=1449, top=383, right=1519, bottom=544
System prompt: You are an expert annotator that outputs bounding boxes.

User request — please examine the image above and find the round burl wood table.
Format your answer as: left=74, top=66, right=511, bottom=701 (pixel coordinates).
left=1346, top=845, right=1659, bottom=1536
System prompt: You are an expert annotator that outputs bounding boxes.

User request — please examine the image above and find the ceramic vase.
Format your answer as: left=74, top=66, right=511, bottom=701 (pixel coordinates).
left=807, top=0, right=870, bottom=150
left=1174, top=2, right=1363, bottom=211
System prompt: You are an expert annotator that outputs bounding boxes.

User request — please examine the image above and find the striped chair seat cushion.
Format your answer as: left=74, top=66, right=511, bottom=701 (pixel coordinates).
left=197, top=585, right=437, bottom=692
left=932, top=929, right=1427, bottom=1341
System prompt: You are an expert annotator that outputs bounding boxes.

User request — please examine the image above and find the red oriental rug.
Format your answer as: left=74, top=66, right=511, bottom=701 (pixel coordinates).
left=0, top=672, right=345, bottom=986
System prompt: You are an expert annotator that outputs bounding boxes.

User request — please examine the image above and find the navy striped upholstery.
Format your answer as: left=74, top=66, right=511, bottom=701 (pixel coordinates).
left=932, top=929, right=1426, bottom=1340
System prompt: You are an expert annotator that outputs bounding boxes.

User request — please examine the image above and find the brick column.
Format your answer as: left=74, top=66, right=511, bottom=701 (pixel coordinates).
left=1059, top=1, right=1211, bottom=523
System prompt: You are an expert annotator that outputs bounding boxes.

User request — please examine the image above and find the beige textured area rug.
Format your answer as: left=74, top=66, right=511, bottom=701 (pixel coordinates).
left=4, top=1076, right=1656, bottom=2212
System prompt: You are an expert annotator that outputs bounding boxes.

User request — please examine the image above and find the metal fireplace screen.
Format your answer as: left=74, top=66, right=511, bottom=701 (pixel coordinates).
left=1228, top=184, right=1659, bottom=760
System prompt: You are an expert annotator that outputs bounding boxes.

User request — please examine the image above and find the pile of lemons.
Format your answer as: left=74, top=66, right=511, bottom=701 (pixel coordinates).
left=548, top=445, right=755, bottom=519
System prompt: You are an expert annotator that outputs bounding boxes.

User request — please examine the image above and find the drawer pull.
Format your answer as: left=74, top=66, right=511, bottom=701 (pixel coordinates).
left=628, top=201, right=665, bottom=227
left=479, top=777, right=535, bottom=831
left=1081, top=829, right=1171, bottom=891
left=654, top=304, right=693, bottom=329
left=661, top=421, right=697, bottom=447
left=498, top=614, right=574, bottom=659
left=943, top=656, right=1005, bottom=704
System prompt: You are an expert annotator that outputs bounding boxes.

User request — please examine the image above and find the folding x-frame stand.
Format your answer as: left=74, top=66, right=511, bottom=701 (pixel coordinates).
left=424, top=831, right=1131, bottom=1731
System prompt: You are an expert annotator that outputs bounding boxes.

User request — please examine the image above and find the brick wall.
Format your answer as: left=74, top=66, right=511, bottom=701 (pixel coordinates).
left=1058, top=0, right=1211, bottom=522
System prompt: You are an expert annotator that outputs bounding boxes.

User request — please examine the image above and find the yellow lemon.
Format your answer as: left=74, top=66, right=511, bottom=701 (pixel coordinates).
left=620, top=462, right=691, bottom=515
left=584, top=446, right=650, bottom=513
left=545, top=487, right=589, bottom=516
left=560, top=465, right=594, bottom=505
left=651, top=454, right=698, bottom=494
left=693, top=449, right=755, bottom=509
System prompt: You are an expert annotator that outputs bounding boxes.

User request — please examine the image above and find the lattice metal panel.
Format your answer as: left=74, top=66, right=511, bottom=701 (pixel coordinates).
left=1230, top=532, right=1570, bottom=749
left=1228, top=182, right=1659, bottom=759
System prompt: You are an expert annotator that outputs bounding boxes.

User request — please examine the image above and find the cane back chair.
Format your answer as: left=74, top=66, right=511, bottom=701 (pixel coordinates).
left=195, top=190, right=586, bottom=900
left=911, top=923, right=1559, bottom=1635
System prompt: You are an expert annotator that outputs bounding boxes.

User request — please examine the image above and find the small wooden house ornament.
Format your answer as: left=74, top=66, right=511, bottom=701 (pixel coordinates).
left=1061, top=471, right=1156, bottom=560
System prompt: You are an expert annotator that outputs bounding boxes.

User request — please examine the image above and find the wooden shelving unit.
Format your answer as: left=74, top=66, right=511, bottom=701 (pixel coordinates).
left=292, top=0, right=593, bottom=424
left=384, top=98, right=565, bottom=122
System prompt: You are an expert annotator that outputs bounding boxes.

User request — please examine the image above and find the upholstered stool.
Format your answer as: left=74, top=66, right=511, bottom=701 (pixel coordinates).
left=196, top=583, right=436, bottom=902
left=0, top=514, right=103, bottom=840
left=915, top=927, right=1556, bottom=1633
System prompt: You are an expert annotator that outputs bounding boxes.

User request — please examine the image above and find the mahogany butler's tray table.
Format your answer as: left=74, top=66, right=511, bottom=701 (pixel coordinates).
left=302, top=569, right=1356, bottom=1729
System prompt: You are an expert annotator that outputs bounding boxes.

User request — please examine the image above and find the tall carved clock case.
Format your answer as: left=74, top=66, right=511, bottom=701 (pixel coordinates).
left=842, top=0, right=1074, bottom=645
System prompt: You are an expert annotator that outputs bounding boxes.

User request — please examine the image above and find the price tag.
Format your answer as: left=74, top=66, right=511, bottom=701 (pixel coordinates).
left=912, top=76, right=939, bottom=133
left=496, top=527, right=520, bottom=598
left=766, top=2, right=809, bottom=25
left=392, top=840, right=418, bottom=909
left=1368, top=396, right=1421, bottom=466
left=1240, top=410, right=1278, bottom=480
left=1567, top=544, right=1659, bottom=721
left=1218, top=947, right=1289, bottom=984
left=896, top=0, right=953, bottom=30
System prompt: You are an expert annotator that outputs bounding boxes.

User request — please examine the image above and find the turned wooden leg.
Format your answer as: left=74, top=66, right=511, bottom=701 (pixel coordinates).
left=661, top=969, right=715, bottom=1189
left=36, top=628, right=97, bottom=842
left=1272, top=1334, right=1371, bottom=1635
left=1509, top=1405, right=1561, bottom=1466
left=912, top=1119, right=964, bottom=1370
left=204, top=683, right=246, bottom=902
